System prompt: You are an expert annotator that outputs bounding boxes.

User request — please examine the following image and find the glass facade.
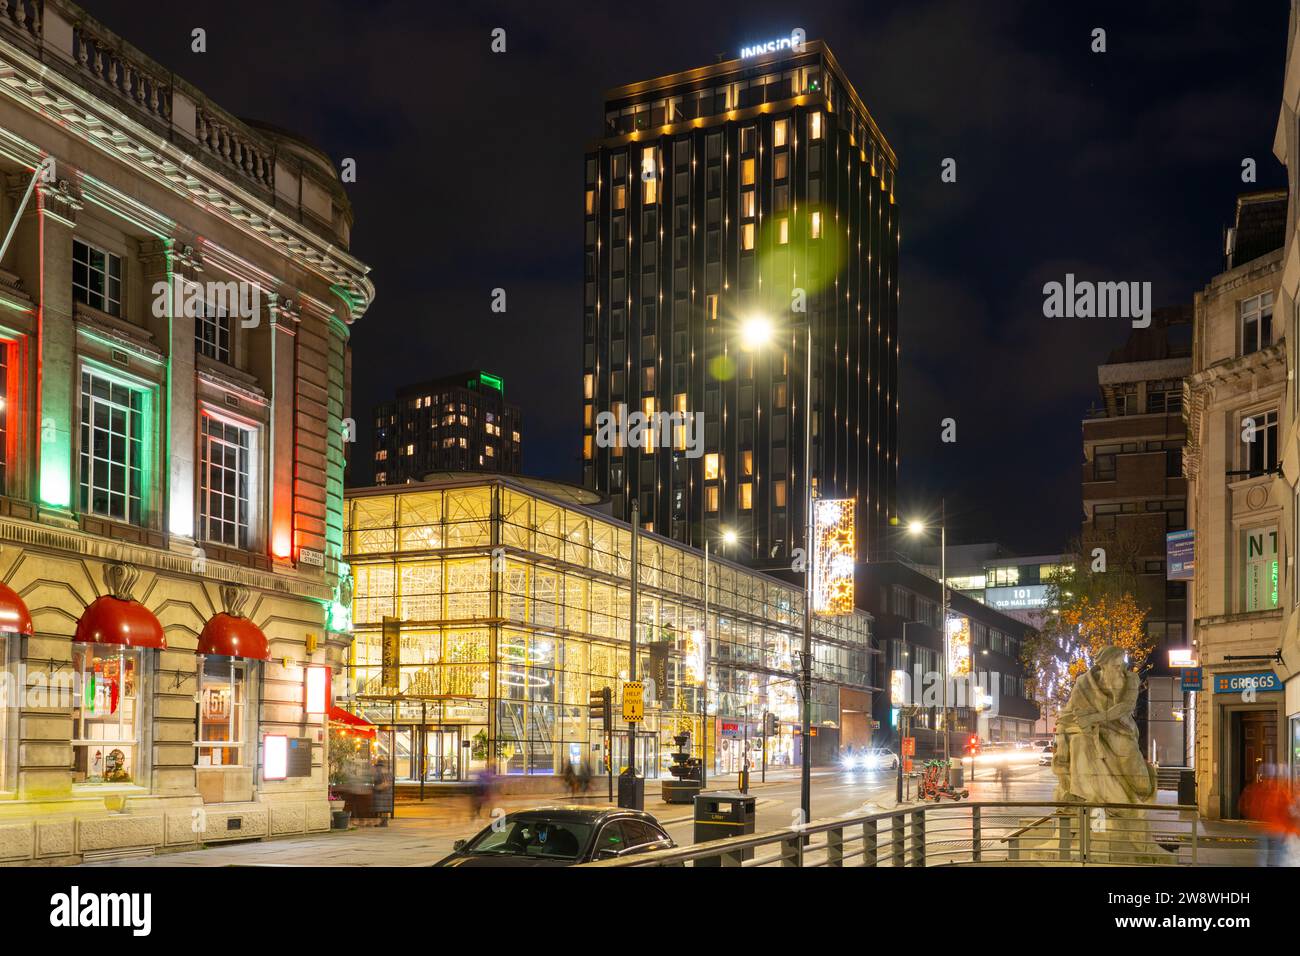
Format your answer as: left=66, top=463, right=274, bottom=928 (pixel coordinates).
left=343, top=479, right=873, bottom=779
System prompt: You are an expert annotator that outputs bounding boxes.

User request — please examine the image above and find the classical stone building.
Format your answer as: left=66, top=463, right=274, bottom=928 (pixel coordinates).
left=0, top=2, right=372, bottom=862
left=1184, top=191, right=1286, bottom=819
left=1275, top=0, right=1300, bottom=794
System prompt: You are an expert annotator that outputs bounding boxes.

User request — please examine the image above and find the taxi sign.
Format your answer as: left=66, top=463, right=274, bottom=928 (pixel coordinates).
left=622, top=681, right=644, bottom=722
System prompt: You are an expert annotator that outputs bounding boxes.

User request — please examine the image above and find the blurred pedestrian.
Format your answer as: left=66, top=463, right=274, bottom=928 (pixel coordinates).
left=1239, top=765, right=1298, bottom=866
left=997, top=763, right=1011, bottom=801
left=562, top=760, right=577, bottom=797
left=577, top=758, right=592, bottom=795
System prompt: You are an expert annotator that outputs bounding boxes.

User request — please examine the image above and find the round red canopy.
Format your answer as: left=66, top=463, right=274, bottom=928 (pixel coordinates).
left=0, top=581, right=32, bottom=635
left=197, top=612, right=269, bottom=660
left=75, top=595, right=166, bottom=649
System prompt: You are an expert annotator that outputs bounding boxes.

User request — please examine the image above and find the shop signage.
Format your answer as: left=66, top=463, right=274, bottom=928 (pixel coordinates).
left=263, top=734, right=288, bottom=780
left=1168, top=648, right=1198, bottom=668
left=1181, top=667, right=1203, bottom=692
left=299, top=547, right=325, bottom=567
left=740, top=31, right=805, bottom=59
left=901, top=737, right=916, bottom=757
left=1166, top=530, right=1194, bottom=581
left=721, top=721, right=740, bottom=737
left=1213, top=671, right=1281, bottom=694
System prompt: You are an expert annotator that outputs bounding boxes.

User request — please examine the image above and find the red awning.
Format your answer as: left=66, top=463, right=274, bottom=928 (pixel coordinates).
left=329, top=705, right=377, bottom=739
left=75, top=595, right=166, bottom=649
left=197, top=612, right=270, bottom=660
left=0, top=581, right=32, bottom=635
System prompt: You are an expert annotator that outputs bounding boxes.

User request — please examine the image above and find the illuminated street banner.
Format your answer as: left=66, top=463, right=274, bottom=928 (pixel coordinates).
left=947, top=616, right=972, bottom=678
left=890, top=669, right=908, bottom=707
left=812, top=498, right=855, bottom=615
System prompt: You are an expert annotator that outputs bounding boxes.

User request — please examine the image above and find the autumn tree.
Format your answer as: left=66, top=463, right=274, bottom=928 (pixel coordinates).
left=1022, top=535, right=1155, bottom=718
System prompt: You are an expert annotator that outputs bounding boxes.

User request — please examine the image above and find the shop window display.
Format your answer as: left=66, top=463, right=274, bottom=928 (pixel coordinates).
left=196, top=656, right=249, bottom=767
left=72, top=644, right=142, bottom=785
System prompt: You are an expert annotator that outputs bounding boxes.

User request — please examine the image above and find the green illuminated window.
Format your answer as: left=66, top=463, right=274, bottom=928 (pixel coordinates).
left=79, top=369, right=144, bottom=524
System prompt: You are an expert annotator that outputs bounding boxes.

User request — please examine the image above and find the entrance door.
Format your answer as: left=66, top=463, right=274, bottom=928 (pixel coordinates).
left=423, top=728, right=462, bottom=781
left=610, top=732, right=660, bottom=779
left=1229, top=711, right=1278, bottom=817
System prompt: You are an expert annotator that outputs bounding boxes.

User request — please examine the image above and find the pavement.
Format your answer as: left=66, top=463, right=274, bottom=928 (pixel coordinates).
left=86, top=762, right=1266, bottom=867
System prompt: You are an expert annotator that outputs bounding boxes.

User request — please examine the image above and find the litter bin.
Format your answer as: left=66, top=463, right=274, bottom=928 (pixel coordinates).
left=693, top=790, right=757, bottom=866
left=617, top=769, right=645, bottom=810
left=1177, top=769, right=1196, bottom=806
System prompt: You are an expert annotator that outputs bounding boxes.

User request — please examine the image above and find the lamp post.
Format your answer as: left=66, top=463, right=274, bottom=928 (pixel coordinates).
left=699, top=527, right=736, bottom=789
left=908, top=500, right=950, bottom=775
left=741, top=312, right=814, bottom=827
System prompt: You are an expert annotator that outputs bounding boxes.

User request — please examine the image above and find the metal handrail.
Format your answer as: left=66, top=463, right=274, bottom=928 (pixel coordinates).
left=583, top=800, right=1238, bottom=868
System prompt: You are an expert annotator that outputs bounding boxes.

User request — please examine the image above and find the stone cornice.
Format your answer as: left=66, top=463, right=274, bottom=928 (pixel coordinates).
left=0, top=512, right=332, bottom=602
left=0, top=34, right=374, bottom=322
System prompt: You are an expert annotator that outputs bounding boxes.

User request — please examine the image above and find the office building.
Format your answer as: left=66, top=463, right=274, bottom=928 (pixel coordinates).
left=371, top=371, right=522, bottom=484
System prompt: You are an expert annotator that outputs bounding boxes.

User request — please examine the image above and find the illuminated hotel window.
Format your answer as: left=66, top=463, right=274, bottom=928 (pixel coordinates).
left=774, top=153, right=788, bottom=180
left=705, top=486, right=719, bottom=512
left=79, top=369, right=145, bottom=525
left=585, top=190, right=595, bottom=215
left=199, top=413, right=252, bottom=548
left=72, top=644, right=142, bottom=785
left=810, top=211, right=822, bottom=239
left=741, top=158, right=755, bottom=186
left=774, top=119, right=788, bottom=147
left=774, top=382, right=788, bottom=408
left=742, top=450, right=753, bottom=476
left=584, top=405, right=593, bottom=428
left=584, top=373, right=594, bottom=399
left=810, top=111, right=822, bottom=139
left=742, top=223, right=755, bottom=250
left=614, top=185, right=626, bottom=210
left=740, top=482, right=753, bottom=510
left=196, top=656, right=249, bottom=768
left=72, top=239, right=122, bottom=317
left=675, top=393, right=687, bottom=414
left=704, top=453, right=720, bottom=481
left=742, top=191, right=756, bottom=218
left=644, top=175, right=657, bottom=205
left=774, top=480, right=787, bottom=508
left=778, top=218, right=789, bottom=244
left=583, top=435, right=593, bottom=460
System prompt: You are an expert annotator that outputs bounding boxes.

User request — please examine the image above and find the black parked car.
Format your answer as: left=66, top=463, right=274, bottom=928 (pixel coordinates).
left=433, top=807, right=676, bottom=867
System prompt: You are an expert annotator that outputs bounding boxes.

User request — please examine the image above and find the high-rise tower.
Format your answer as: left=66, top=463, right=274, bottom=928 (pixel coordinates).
left=581, top=38, right=898, bottom=572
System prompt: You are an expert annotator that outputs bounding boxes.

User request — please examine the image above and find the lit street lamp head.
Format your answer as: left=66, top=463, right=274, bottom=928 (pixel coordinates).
left=739, top=315, right=775, bottom=351
left=722, top=529, right=738, bottom=545
left=907, top=520, right=925, bottom=536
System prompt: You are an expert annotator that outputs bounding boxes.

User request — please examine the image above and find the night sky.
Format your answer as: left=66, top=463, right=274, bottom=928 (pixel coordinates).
left=90, top=0, right=1288, bottom=554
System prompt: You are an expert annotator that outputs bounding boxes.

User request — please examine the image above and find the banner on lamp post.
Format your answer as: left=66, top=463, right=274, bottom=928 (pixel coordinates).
left=812, top=498, right=855, bottom=616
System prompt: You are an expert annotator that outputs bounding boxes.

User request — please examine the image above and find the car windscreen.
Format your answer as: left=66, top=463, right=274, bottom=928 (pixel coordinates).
left=465, top=818, right=594, bottom=860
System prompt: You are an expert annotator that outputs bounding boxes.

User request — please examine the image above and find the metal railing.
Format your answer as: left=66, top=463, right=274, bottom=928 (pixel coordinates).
left=585, top=801, right=1258, bottom=867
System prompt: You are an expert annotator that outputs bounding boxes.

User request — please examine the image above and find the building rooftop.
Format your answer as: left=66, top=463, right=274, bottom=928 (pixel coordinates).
left=1226, top=189, right=1287, bottom=270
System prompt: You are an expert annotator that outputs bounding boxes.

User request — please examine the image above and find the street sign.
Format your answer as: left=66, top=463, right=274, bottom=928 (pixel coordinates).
left=901, top=737, right=916, bottom=757
left=1181, top=667, right=1203, bottom=692
left=903, top=757, right=913, bottom=773
left=622, top=681, right=644, bottom=722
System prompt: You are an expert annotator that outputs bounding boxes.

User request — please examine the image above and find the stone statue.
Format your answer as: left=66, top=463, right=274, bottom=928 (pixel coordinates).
left=1051, top=646, right=1167, bottom=862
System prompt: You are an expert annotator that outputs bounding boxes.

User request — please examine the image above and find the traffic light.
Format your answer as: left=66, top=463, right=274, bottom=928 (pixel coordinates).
left=764, top=712, right=779, bottom=736
left=967, top=734, right=980, bottom=755
left=589, top=688, right=611, bottom=723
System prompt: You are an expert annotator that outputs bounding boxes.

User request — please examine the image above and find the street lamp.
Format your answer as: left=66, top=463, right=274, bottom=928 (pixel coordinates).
left=736, top=311, right=815, bottom=828
left=699, top=526, right=737, bottom=788
left=907, top=500, right=951, bottom=778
